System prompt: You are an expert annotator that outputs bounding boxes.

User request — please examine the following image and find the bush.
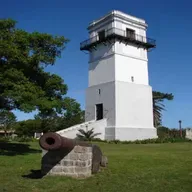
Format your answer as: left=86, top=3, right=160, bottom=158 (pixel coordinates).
left=92, top=137, right=191, bottom=145
left=157, top=126, right=186, bottom=139
left=0, top=136, right=10, bottom=142
left=0, top=136, right=38, bottom=143
left=91, top=138, right=107, bottom=143
left=11, top=136, right=37, bottom=142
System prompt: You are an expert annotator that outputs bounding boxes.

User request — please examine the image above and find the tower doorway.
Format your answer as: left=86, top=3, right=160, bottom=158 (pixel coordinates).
left=96, top=103, right=103, bottom=120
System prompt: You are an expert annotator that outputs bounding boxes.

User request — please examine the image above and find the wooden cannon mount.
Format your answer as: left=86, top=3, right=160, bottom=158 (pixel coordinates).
left=39, top=132, right=108, bottom=176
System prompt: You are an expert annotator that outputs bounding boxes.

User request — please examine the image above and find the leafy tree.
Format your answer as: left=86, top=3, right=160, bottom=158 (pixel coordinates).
left=14, top=99, right=85, bottom=136
left=14, top=119, right=42, bottom=137
left=59, top=97, right=85, bottom=129
left=153, top=91, right=174, bottom=127
left=0, top=110, right=16, bottom=136
left=34, top=97, right=85, bottom=133
left=0, top=18, right=69, bottom=116
left=0, top=18, right=86, bottom=135
left=76, top=127, right=101, bottom=141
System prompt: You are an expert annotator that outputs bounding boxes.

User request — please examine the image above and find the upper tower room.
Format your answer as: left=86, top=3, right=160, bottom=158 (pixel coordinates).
left=80, top=10, right=156, bottom=51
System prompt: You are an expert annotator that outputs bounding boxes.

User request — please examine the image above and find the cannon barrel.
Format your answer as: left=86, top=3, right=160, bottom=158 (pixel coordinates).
left=39, top=132, right=91, bottom=151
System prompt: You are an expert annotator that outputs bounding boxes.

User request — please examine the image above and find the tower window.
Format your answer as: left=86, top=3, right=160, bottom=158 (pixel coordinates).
left=98, top=30, right=105, bottom=41
left=131, top=76, right=134, bottom=82
left=98, top=89, right=101, bottom=95
left=126, top=28, right=135, bottom=40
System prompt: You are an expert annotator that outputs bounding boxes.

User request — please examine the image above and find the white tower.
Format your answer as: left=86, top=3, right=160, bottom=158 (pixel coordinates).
left=80, top=10, right=158, bottom=141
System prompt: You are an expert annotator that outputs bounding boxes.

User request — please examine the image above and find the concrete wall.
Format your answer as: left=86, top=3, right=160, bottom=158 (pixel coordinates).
left=115, top=81, right=154, bottom=129
left=88, top=48, right=148, bottom=86
left=88, top=10, right=147, bottom=35
left=115, top=42, right=147, bottom=60
left=88, top=55, right=115, bottom=86
left=115, top=127, right=157, bottom=141
left=115, top=53, right=149, bottom=85
left=57, top=119, right=107, bottom=140
left=85, top=82, right=116, bottom=128
left=89, top=43, right=114, bottom=63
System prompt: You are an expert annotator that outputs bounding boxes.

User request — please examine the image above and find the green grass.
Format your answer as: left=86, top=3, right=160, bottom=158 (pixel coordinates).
left=0, top=141, right=192, bottom=192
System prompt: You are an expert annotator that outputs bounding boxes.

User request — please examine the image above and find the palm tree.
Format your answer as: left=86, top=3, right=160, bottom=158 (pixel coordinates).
left=152, top=91, right=174, bottom=128
left=76, top=128, right=101, bottom=141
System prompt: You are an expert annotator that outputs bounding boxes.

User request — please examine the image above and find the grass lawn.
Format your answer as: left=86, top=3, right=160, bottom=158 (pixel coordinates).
left=0, top=141, right=192, bottom=192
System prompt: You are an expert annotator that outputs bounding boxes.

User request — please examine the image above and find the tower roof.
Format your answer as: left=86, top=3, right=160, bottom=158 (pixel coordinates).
left=88, top=10, right=148, bottom=30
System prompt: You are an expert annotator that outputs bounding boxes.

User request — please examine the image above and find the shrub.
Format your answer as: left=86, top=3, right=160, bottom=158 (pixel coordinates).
left=0, top=136, right=10, bottom=142
left=0, top=136, right=38, bottom=143
left=92, top=137, right=191, bottom=145
left=76, top=128, right=101, bottom=141
left=12, top=136, right=37, bottom=142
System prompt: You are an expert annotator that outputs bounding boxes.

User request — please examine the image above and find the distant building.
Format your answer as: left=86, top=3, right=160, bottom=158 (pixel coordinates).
left=34, top=132, right=43, bottom=139
left=0, top=130, right=15, bottom=137
left=186, top=128, right=192, bottom=140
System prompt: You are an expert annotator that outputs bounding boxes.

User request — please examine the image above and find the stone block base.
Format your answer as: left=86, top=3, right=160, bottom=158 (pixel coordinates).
left=41, top=145, right=92, bottom=178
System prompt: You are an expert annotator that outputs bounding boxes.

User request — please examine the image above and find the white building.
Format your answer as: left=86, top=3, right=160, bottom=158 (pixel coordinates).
left=186, top=128, right=192, bottom=140
left=58, top=10, right=158, bottom=141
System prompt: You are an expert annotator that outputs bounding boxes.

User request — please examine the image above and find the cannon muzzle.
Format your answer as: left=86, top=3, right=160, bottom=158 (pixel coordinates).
left=39, top=132, right=91, bottom=151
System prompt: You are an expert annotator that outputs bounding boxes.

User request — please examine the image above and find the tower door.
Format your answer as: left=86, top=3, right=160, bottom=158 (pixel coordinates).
left=96, top=103, right=103, bottom=120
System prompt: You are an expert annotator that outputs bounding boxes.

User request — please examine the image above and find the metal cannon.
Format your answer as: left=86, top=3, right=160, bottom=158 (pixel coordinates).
left=39, top=132, right=108, bottom=174
left=39, top=132, right=92, bottom=151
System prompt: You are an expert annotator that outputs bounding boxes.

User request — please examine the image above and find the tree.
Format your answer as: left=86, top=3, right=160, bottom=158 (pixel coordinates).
left=34, top=97, right=85, bottom=133
left=76, top=128, right=101, bottom=141
left=14, top=119, right=42, bottom=137
left=0, top=110, right=16, bottom=136
left=0, top=18, right=69, bottom=115
left=152, top=91, right=174, bottom=127
left=60, top=97, right=85, bottom=128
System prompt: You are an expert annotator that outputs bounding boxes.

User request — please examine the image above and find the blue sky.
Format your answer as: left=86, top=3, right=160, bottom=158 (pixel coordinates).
left=1, top=0, right=192, bottom=128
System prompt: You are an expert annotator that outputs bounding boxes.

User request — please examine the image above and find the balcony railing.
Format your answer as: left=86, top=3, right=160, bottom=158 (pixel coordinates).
left=80, top=27, right=156, bottom=51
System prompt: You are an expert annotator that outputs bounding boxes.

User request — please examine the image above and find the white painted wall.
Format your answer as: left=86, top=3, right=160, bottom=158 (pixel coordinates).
left=115, top=53, right=149, bottom=85
left=115, top=127, right=157, bottom=141
left=85, top=81, right=116, bottom=128
left=115, top=81, right=154, bottom=128
left=113, top=10, right=146, bottom=24
left=84, top=80, right=157, bottom=141
left=88, top=55, right=115, bottom=86
left=88, top=10, right=147, bottom=33
left=57, top=119, right=107, bottom=140
left=115, top=42, right=147, bottom=60
left=90, top=43, right=114, bottom=62
left=88, top=44, right=148, bottom=87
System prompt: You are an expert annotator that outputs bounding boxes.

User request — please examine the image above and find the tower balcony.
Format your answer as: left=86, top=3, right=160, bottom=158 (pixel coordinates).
left=80, top=27, right=156, bottom=51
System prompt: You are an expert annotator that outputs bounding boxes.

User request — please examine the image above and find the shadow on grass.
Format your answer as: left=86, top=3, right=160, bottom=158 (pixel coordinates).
left=0, top=141, right=41, bottom=156
left=22, top=169, right=43, bottom=179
